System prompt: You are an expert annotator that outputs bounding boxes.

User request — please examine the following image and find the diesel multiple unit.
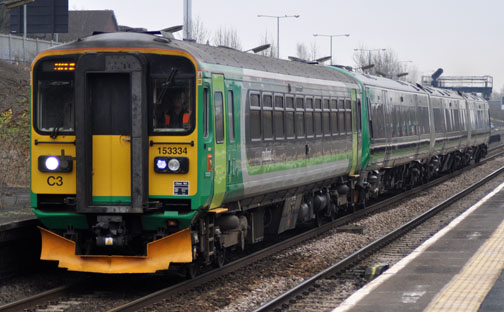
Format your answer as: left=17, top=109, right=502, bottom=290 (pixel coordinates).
left=30, top=32, right=489, bottom=274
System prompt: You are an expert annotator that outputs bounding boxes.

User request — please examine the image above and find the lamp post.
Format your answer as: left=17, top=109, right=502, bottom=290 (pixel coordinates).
left=353, top=48, right=387, bottom=67
left=257, top=14, right=300, bottom=58
left=313, top=33, right=349, bottom=65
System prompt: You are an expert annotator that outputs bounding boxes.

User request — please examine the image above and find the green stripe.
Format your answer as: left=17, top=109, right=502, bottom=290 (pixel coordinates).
left=247, top=152, right=351, bottom=175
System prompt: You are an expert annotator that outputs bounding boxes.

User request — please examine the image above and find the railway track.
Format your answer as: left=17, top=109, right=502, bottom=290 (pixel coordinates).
left=252, top=165, right=504, bottom=311
left=1, top=148, right=503, bottom=312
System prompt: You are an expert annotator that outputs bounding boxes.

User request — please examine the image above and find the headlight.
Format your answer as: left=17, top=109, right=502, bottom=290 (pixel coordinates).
left=154, top=157, right=189, bottom=174
left=38, top=155, right=73, bottom=172
left=45, top=156, right=59, bottom=170
left=168, top=158, right=181, bottom=172
left=155, top=158, right=168, bottom=170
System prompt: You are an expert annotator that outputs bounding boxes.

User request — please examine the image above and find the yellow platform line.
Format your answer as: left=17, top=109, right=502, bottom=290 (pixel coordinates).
left=425, top=218, right=504, bottom=312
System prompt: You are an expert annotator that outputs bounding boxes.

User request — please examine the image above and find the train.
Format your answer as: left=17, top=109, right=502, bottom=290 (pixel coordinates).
left=30, top=31, right=490, bottom=274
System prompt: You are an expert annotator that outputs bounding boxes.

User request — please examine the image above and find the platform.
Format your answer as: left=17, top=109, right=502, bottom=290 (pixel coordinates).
left=0, top=187, right=34, bottom=226
left=334, top=182, right=504, bottom=312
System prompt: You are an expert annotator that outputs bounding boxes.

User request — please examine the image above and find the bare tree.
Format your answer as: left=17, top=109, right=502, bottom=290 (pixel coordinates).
left=296, top=42, right=309, bottom=60
left=353, top=46, right=409, bottom=79
left=212, top=26, right=242, bottom=50
left=256, top=30, right=275, bottom=57
left=190, top=16, right=208, bottom=44
left=0, top=6, right=9, bottom=33
left=309, top=41, right=318, bottom=61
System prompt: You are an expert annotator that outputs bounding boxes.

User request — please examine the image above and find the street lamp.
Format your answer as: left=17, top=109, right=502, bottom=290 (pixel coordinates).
left=257, top=14, right=300, bottom=58
left=313, top=33, right=350, bottom=65
left=353, top=48, right=387, bottom=67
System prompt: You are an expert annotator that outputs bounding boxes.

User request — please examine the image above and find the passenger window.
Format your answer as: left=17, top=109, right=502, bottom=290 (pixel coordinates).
left=250, top=110, right=261, bottom=140
left=296, top=97, right=304, bottom=109
left=275, top=95, right=284, bottom=108
left=274, top=111, right=284, bottom=139
left=295, top=111, right=305, bottom=138
left=250, top=93, right=260, bottom=107
left=263, top=94, right=273, bottom=108
left=305, top=111, right=314, bottom=137
left=285, top=111, right=295, bottom=138
left=305, top=97, right=313, bottom=109
left=263, top=110, right=273, bottom=140
left=345, top=100, right=352, bottom=133
left=227, top=90, right=235, bottom=143
left=286, top=96, right=294, bottom=108
left=314, top=112, right=322, bottom=136
left=203, top=88, right=209, bottom=137
left=214, top=91, right=224, bottom=143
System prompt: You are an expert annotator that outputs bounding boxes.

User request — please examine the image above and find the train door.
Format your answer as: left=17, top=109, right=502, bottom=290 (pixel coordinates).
left=350, top=89, right=361, bottom=175
left=225, top=88, right=238, bottom=186
left=210, top=74, right=227, bottom=208
left=382, top=90, right=392, bottom=166
left=75, top=54, right=148, bottom=212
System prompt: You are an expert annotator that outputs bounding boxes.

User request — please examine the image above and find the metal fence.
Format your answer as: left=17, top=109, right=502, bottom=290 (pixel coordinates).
left=0, top=33, right=60, bottom=64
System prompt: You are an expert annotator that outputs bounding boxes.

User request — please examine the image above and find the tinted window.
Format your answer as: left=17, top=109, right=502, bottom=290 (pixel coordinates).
left=274, top=111, right=284, bottom=139
left=250, top=110, right=261, bottom=140
left=323, top=112, right=330, bottom=135
left=251, top=93, right=260, bottom=107
left=203, top=88, right=209, bottom=137
left=296, top=97, right=304, bottom=109
left=275, top=95, right=284, bottom=108
left=286, top=96, right=294, bottom=108
left=305, top=97, right=313, bottom=109
left=89, top=74, right=131, bottom=135
left=227, top=90, right=235, bottom=142
left=314, top=112, right=322, bottom=135
left=296, top=112, right=304, bottom=137
left=331, top=111, right=338, bottom=135
left=37, top=80, right=74, bottom=132
left=263, top=110, right=273, bottom=139
left=263, top=94, right=272, bottom=108
left=305, top=111, right=314, bottom=136
left=286, top=111, right=295, bottom=138
left=215, top=91, right=224, bottom=143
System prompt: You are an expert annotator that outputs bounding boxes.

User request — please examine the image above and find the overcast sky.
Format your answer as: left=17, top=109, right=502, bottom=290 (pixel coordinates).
left=69, top=0, right=504, bottom=92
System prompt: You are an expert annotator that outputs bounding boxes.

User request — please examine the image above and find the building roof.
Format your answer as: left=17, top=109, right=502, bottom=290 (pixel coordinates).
left=58, top=10, right=118, bottom=42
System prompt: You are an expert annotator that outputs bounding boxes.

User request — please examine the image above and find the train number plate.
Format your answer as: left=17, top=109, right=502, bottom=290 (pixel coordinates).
left=174, top=181, right=189, bottom=196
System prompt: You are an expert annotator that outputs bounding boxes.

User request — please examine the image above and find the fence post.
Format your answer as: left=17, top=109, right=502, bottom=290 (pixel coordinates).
left=8, top=34, right=12, bottom=64
left=22, top=36, right=26, bottom=63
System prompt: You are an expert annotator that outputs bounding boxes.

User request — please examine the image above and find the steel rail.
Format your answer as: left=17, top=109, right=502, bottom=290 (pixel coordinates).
left=252, top=167, right=504, bottom=312
left=0, top=149, right=501, bottom=311
left=0, top=282, right=87, bottom=312
left=106, top=152, right=504, bottom=312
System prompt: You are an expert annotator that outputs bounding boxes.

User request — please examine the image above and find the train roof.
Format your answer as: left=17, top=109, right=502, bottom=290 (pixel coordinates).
left=344, top=70, right=424, bottom=94
left=46, top=32, right=357, bottom=85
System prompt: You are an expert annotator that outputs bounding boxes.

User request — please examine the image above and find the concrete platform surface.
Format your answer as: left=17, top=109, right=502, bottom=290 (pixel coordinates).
left=334, top=182, right=504, bottom=312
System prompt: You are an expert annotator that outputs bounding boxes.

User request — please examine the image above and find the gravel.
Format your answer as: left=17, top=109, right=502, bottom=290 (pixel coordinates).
left=1, top=156, right=503, bottom=311
left=146, top=156, right=504, bottom=312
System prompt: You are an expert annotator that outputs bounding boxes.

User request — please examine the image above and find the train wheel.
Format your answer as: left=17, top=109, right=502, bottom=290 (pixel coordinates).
left=185, top=263, right=199, bottom=279
left=214, top=246, right=226, bottom=268
left=315, top=211, right=324, bottom=227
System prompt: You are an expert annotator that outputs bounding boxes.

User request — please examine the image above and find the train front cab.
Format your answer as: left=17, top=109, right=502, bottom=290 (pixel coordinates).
left=31, top=50, right=214, bottom=273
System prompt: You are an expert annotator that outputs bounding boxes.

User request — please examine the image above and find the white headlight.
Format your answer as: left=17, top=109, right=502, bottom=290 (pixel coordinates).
left=45, top=156, right=60, bottom=171
left=156, top=158, right=168, bottom=170
left=168, top=158, right=181, bottom=172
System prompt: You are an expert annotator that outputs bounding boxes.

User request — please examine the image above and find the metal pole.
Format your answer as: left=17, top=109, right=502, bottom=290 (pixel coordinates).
left=183, top=0, right=192, bottom=40
left=330, top=36, right=333, bottom=65
left=23, top=5, right=27, bottom=39
left=8, top=34, right=11, bottom=63
left=276, top=16, right=280, bottom=58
